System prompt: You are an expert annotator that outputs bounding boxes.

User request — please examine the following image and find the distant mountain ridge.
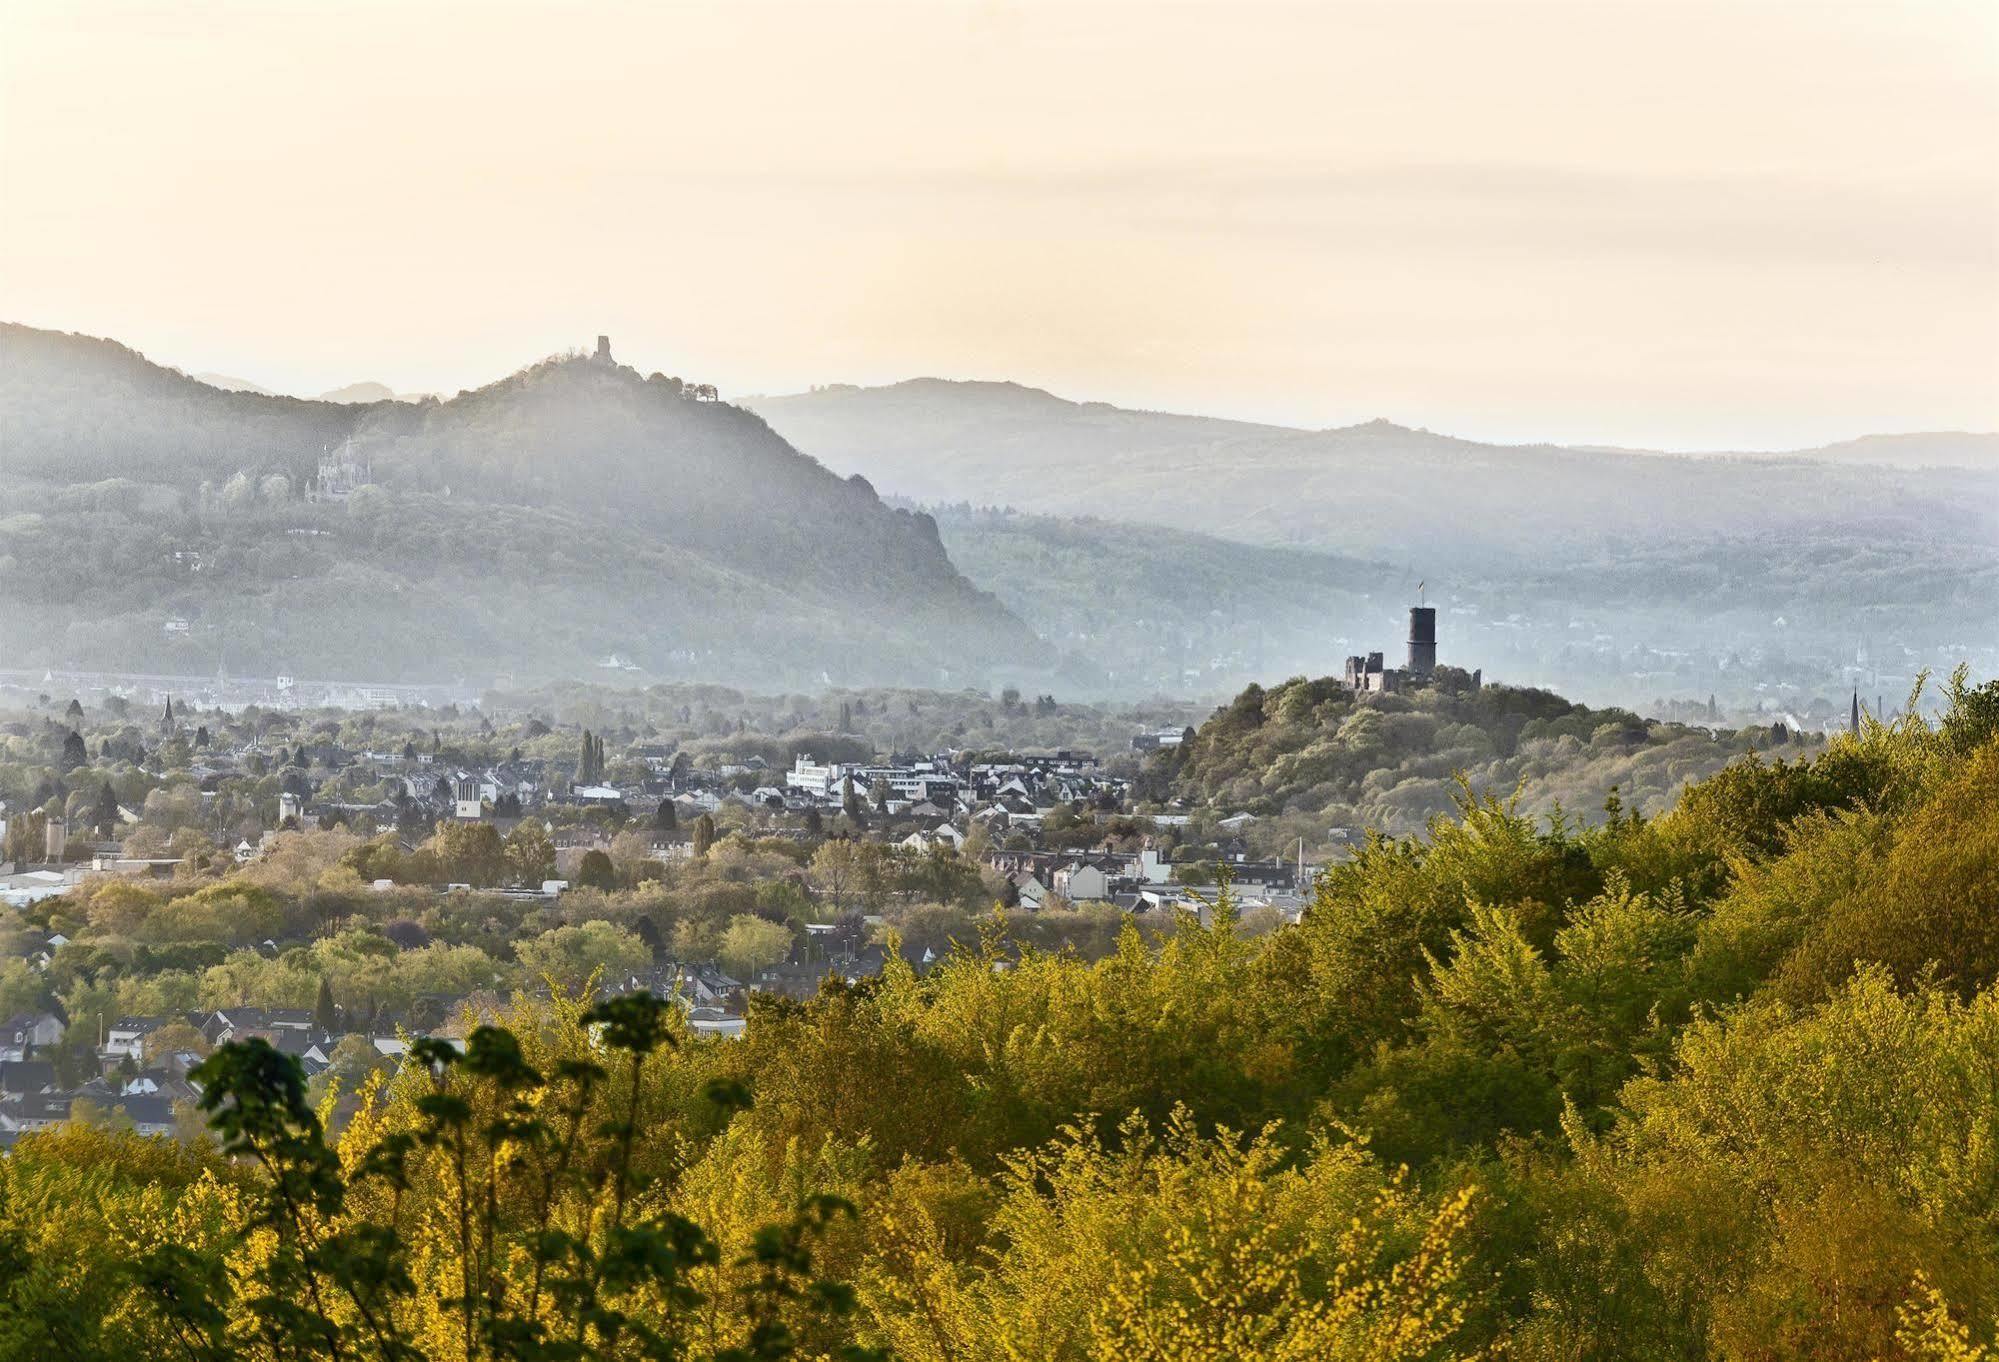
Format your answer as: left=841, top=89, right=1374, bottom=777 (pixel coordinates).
left=756, top=377, right=1996, bottom=467
left=320, top=380, right=405, bottom=404
left=198, top=371, right=430, bottom=404
left=746, top=379, right=1999, bottom=565
left=1782, top=430, right=1999, bottom=469
left=0, top=324, right=1040, bottom=688
left=193, top=371, right=276, bottom=396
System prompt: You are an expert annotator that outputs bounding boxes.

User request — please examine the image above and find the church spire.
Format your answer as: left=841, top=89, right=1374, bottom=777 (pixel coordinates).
left=1850, top=689, right=1860, bottom=737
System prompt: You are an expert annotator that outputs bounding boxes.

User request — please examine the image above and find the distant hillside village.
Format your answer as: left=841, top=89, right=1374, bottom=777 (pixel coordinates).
left=0, top=683, right=1307, bottom=1142
left=1, top=713, right=1306, bottom=917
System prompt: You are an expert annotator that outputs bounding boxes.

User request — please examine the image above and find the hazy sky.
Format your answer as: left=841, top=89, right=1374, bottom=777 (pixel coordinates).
left=4, top=0, right=1995, bottom=447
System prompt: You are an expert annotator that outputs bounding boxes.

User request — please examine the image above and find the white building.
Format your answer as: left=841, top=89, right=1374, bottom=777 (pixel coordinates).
left=786, top=756, right=843, bottom=797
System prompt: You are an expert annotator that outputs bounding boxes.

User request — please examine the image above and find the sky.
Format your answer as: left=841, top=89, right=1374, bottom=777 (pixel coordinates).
left=3, top=0, right=1995, bottom=449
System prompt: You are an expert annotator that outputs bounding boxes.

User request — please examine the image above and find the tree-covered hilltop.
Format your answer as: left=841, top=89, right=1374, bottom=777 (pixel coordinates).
left=0, top=325, right=360, bottom=485
left=1155, top=673, right=1819, bottom=851
left=0, top=324, right=1038, bottom=688
left=2, top=676, right=1995, bottom=1358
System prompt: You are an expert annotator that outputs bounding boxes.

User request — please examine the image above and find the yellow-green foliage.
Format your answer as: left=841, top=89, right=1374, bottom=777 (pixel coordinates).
left=2, top=679, right=1995, bottom=1360
left=864, top=1109, right=1480, bottom=1362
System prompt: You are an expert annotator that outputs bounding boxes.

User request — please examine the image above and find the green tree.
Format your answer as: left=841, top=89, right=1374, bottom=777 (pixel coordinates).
left=92, top=780, right=120, bottom=835
left=104, top=998, right=880, bottom=1361
left=718, top=915, right=794, bottom=982
left=810, top=839, right=860, bottom=911
left=425, top=820, right=507, bottom=887
left=515, top=921, right=650, bottom=993
left=574, top=848, right=618, bottom=891
left=504, top=819, right=556, bottom=885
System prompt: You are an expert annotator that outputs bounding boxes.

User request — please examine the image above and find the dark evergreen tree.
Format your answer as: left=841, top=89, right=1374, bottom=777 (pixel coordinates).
left=633, top=914, right=662, bottom=956
left=313, top=976, right=337, bottom=1033
left=92, top=781, right=118, bottom=835
left=575, top=848, right=617, bottom=891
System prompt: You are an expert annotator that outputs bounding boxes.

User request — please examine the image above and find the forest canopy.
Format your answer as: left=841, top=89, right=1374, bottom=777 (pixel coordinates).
left=2, top=672, right=1995, bottom=1359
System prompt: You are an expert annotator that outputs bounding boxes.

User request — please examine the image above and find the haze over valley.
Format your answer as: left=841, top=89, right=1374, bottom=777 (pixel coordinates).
left=4, top=321, right=1989, bottom=724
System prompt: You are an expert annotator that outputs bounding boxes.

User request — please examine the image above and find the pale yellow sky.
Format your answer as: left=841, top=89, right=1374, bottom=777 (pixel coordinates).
left=3, top=0, right=1995, bottom=447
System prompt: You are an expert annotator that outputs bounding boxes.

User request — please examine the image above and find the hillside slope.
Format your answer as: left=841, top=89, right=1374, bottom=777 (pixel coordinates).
left=0, top=325, right=1040, bottom=687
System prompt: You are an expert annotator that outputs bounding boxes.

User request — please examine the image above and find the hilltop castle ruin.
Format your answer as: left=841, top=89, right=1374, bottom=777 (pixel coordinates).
left=1344, top=604, right=1480, bottom=694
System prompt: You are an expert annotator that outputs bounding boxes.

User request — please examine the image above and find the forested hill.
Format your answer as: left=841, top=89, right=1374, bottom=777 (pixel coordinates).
left=0, top=324, right=1039, bottom=687
left=1, top=325, right=360, bottom=482
left=1157, top=672, right=1819, bottom=850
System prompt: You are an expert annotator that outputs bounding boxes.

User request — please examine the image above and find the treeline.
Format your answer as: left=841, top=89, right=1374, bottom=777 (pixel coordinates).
left=21, top=823, right=1018, bottom=1027
left=479, top=680, right=1205, bottom=769
left=0, top=673, right=1994, bottom=1357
